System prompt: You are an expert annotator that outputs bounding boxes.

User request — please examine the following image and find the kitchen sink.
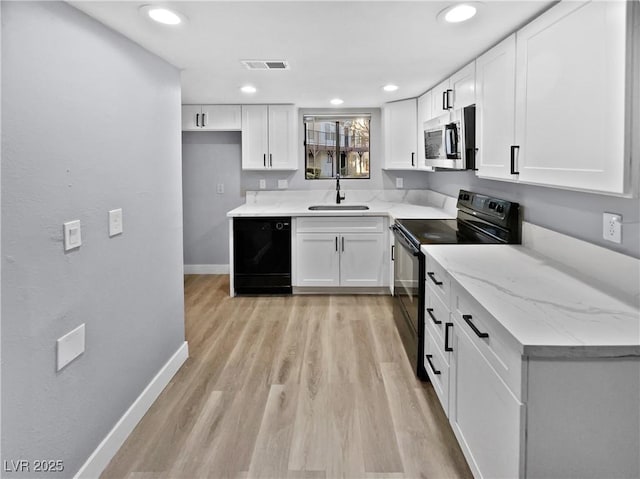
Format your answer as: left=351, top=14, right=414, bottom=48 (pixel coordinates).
left=308, top=205, right=370, bottom=210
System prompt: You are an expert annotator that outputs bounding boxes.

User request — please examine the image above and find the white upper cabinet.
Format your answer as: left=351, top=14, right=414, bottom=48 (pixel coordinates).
left=383, top=98, right=419, bottom=170
left=429, top=61, right=476, bottom=119
left=475, top=34, right=519, bottom=180
left=513, top=0, right=628, bottom=194
left=182, top=105, right=241, bottom=131
left=417, top=91, right=433, bottom=168
left=242, top=105, right=298, bottom=170
left=267, top=105, right=297, bottom=170
left=431, top=78, right=451, bottom=119
left=450, top=62, right=476, bottom=110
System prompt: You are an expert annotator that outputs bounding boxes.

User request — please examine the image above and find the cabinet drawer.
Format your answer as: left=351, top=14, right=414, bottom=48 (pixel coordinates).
left=424, top=253, right=450, bottom=305
left=425, top=286, right=450, bottom=348
left=424, top=327, right=450, bottom=415
left=452, top=284, right=524, bottom=400
left=297, top=216, right=384, bottom=233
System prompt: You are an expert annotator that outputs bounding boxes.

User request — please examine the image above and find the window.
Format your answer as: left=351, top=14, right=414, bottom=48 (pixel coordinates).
left=304, top=115, right=370, bottom=179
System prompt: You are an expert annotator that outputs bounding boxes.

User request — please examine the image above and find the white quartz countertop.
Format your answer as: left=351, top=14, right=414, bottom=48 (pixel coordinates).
left=422, top=244, right=640, bottom=358
left=227, top=199, right=456, bottom=221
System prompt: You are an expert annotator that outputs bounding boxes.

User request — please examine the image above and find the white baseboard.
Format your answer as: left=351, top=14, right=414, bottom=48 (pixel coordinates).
left=184, top=264, right=229, bottom=274
left=74, top=341, right=189, bottom=479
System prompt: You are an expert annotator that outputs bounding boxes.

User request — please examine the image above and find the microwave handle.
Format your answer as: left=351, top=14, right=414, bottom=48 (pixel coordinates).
left=445, top=125, right=459, bottom=157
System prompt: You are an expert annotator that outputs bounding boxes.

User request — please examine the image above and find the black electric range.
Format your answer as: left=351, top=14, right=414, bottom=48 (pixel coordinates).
left=390, top=190, right=520, bottom=380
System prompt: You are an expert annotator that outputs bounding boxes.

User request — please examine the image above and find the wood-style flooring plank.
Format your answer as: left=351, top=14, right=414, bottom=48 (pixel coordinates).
left=100, top=275, right=472, bottom=479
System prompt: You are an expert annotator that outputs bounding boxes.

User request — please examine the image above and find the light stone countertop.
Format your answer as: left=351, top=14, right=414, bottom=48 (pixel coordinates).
left=226, top=189, right=458, bottom=220
left=422, top=244, right=640, bottom=359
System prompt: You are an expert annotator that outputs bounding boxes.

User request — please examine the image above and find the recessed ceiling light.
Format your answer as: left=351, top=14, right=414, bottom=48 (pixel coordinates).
left=439, top=4, right=478, bottom=24
left=139, top=5, right=186, bottom=26
left=330, top=98, right=344, bottom=105
left=241, top=85, right=257, bottom=94
left=383, top=84, right=399, bottom=92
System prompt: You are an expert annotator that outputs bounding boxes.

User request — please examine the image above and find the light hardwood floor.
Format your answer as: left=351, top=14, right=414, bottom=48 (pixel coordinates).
left=101, top=275, right=472, bottom=479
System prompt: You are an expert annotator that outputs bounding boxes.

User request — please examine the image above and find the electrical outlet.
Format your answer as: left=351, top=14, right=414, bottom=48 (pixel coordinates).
left=396, top=177, right=404, bottom=188
left=603, top=212, right=622, bottom=244
left=216, top=183, right=224, bottom=194
left=259, top=179, right=266, bottom=189
left=278, top=179, right=288, bottom=189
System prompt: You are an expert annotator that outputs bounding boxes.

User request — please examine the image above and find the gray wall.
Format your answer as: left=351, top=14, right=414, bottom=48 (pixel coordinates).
left=426, top=171, right=640, bottom=258
left=182, top=132, right=244, bottom=266
left=2, top=2, right=185, bottom=477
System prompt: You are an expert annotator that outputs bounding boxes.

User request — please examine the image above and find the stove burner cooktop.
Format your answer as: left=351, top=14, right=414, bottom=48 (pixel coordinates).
left=394, top=190, right=521, bottom=247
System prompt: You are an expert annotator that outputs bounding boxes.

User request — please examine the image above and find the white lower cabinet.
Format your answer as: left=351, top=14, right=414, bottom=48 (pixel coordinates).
left=295, top=233, right=341, bottom=287
left=450, top=313, right=524, bottom=479
left=423, top=250, right=639, bottom=479
left=339, top=234, right=386, bottom=287
left=294, top=217, right=387, bottom=288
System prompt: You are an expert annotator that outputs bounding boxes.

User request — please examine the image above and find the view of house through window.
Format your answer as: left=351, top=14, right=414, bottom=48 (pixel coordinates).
left=304, top=115, right=370, bottom=179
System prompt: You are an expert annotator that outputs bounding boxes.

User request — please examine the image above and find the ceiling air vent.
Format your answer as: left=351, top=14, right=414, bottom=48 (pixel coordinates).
left=241, top=60, right=289, bottom=70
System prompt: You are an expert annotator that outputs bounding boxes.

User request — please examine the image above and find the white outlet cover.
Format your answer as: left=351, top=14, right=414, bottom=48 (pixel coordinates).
left=396, top=177, right=404, bottom=188
left=109, top=209, right=123, bottom=237
left=259, top=179, right=266, bottom=189
left=64, top=220, right=82, bottom=251
left=216, top=183, right=224, bottom=194
left=603, top=212, right=622, bottom=244
left=278, top=179, right=288, bottom=189
left=57, top=324, right=85, bottom=371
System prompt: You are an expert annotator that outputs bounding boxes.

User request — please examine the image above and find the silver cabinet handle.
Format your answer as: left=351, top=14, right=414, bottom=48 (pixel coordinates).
left=263, top=154, right=267, bottom=168
left=269, top=153, right=273, bottom=167
left=202, top=112, right=207, bottom=126
left=196, top=113, right=200, bottom=127
left=335, top=237, right=338, bottom=252
left=341, top=236, right=345, bottom=252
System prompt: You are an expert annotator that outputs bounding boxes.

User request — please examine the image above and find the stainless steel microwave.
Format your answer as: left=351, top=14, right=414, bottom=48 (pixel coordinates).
left=423, top=104, right=475, bottom=170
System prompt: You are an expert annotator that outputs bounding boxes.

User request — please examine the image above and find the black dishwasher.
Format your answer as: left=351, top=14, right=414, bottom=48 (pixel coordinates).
left=233, top=217, right=292, bottom=295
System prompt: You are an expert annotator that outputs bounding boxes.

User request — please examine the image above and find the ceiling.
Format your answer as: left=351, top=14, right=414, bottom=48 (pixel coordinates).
left=70, top=1, right=554, bottom=107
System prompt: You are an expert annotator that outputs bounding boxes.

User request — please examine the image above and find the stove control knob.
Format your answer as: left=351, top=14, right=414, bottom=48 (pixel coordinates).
left=488, top=201, right=497, bottom=209
left=496, top=204, right=505, bottom=214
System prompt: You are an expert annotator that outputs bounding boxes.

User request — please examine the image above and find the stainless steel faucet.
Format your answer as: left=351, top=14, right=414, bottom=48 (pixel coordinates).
left=336, top=173, right=345, bottom=204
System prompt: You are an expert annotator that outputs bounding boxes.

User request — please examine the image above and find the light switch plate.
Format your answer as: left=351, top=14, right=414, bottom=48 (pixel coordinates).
left=216, top=183, right=224, bottom=194
left=64, top=220, right=82, bottom=251
left=259, top=179, right=266, bottom=189
left=396, top=177, right=404, bottom=188
left=278, top=179, right=288, bottom=189
left=109, top=209, right=123, bottom=237
left=57, top=324, right=85, bottom=371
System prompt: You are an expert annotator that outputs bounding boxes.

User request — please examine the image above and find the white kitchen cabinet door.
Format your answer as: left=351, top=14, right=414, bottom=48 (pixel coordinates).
left=450, top=321, right=524, bottom=479
left=339, top=233, right=386, bottom=287
left=383, top=98, right=418, bottom=170
left=201, top=105, right=241, bottom=131
left=417, top=91, right=433, bottom=168
left=182, top=105, right=202, bottom=131
left=450, top=61, right=476, bottom=110
left=431, top=78, right=451, bottom=118
left=475, top=34, right=519, bottom=180
left=268, top=105, right=297, bottom=170
left=295, top=233, right=340, bottom=287
left=514, top=0, right=627, bottom=193
left=241, top=105, right=269, bottom=170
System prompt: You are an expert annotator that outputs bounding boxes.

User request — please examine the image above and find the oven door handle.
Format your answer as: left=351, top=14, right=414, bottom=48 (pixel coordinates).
left=390, top=225, right=420, bottom=256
